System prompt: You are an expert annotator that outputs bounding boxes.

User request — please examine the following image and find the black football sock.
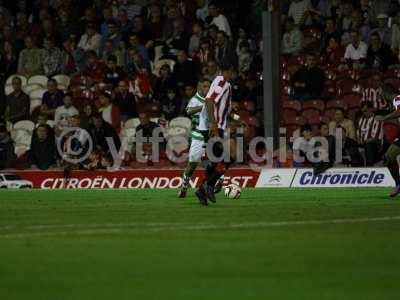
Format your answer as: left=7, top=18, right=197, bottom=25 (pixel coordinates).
left=387, top=161, right=400, bottom=186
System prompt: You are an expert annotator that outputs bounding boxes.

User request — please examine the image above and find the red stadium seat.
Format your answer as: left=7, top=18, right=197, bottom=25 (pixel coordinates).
left=337, top=79, right=358, bottom=96
left=325, top=69, right=337, bottom=81
left=383, top=122, right=400, bottom=143
left=341, top=93, right=362, bottom=109
left=287, top=54, right=306, bottom=66
left=384, top=78, right=400, bottom=92
left=239, top=100, right=256, bottom=113
left=302, top=109, right=321, bottom=125
left=282, top=108, right=298, bottom=121
left=282, top=99, right=301, bottom=112
left=385, top=66, right=400, bottom=79
left=302, top=99, right=325, bottom=111
left=322, top=80, right=336, bottom=99
left=283, top=114, right=305, bottom=126
left=323, top=108, right=336, bottom=120
left=326, top=99, right=346, bottom=110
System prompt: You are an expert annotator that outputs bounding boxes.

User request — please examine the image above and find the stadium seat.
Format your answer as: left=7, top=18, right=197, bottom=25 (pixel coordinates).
left=282, top=108, right=298, bottom=122
left=383, top=122, right=400, bottom=143
left=124, top=118, right=140, bottom=129
left=29, top=88, right=46, bottom=100
left=384, top=78, right=400, bottom=91
left=324, top=69, right=337, bottom=81
left=287, top=54, right=305, bottom=66
left=341, top=93, right=361, bottom=109
left=150, top=118, right=159, bottom=124
left=283, top=124, right=301, bottom=141
left=302, top=99, right=325, bottom=111
left=52, top=74, right=71, bottom=87
left=30, top=99, right=42, bottom=113
left=165, top=126, right=189, bottom=142
left=6, top=74, right=27, bottom=86
left=302, top=109, right=321, bottom=125
left=27, top=75, right=48, bottom=87
left=385, top=66, right=400, bottom=79
left=24, top=84, right=42, bottom=94
left=13, top=120, right=35, bottom=132
left=169, top=117, right=191, bottom=131
left=326, top=99, right=346, bottom=110
left=239, top=100, right=256, bottom=113
left=323, top=109, right=336, bottom=122
left=336, top=78, right=358, bottom=96
left=4, top=84, right=13, bottom=96
left=282, top=99, right=301, bottom=111
left=322, top=80, right=336, bottom=99
left=154, top=45, right=164, bottom=63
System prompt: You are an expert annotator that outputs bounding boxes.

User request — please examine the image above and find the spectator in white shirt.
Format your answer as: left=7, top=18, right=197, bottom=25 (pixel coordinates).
left=54, top=93, right=79, bottom=130
left=195, top=0, right=209, bottom=22
left=288, top=0, right=312, bottom=26
left=208, top=2, right=232, bottom=38
left=344, top=31, right=368, bottom=68
left=78, top=23, right=101, bottom=54
left=282, top=18, right=303, bottom=55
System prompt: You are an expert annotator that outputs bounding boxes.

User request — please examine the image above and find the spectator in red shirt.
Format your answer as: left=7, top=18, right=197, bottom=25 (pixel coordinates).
left=98, top=92, right=121, bottom=132
left=84, top=50, right=107, bottom=83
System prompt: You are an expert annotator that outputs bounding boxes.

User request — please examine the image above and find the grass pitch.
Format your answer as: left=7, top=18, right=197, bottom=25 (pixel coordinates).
left=0, top=188, right=400, bottom=300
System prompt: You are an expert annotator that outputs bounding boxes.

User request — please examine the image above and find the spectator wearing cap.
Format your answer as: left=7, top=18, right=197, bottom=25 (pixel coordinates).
left=78, top=23, right=101, bottom=53
left=100, top=20, right=122, bottom=57
left=41, top=79, right=65, bottom=119
left=54, top=93, right=79, bottom=130
left=189, top=21, right=205, bottom=57
left=0, top=125, right=16, bottom=170
left=173, top=49, right=198, bottom=87
left=366, top=32, right=396, bottom=71
left=370, top=14, right=392, bottom=46
left=344, top=31, right=368, bottom=69
left=356, top=101, right=383, bottom=166
left=282, top=17, right=303, bottom=55
left=104, top=55, right=126, bottom=88
left=4, top=77, right=30, bottom=124
left=291, top=53, right=325, bottom=101
left=215, top=30, right=237, bottom=69
left=208, top=2, right=232, bottom=38
left=115, top=81, right=138, bottom=121
left=17, top=36, right=44, bottom=77
left=98, top=93, right=121, bottom=131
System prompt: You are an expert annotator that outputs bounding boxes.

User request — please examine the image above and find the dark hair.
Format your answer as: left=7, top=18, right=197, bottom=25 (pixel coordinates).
left=107, top=54, right=117, bottom=62
left=301, top=124, right=312, bottom=132
left=100, top=92, right=111, bottom=99
left=64, top=93, right=73, bottom=99
left=318, top=122, right=328, bottom=129
left=47, top=78, right=57, bottom=85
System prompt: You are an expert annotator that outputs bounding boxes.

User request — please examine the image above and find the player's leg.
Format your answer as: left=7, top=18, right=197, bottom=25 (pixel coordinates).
left=202, top=137, right=238, bottom=202
left=385, top=141, right=400, bottom=197
left=178, top=138, right=204, bottom=198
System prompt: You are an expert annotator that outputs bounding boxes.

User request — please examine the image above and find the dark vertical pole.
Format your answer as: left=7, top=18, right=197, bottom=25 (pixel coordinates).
left=262, top=7, right=281, bottom=148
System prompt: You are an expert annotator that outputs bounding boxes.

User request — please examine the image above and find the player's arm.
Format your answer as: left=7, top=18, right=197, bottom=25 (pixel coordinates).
left=205, top=98, right=219, bottom=136
left=376, top=110, right=400, bottom=121
left=186, top=106, right=203, bottom=116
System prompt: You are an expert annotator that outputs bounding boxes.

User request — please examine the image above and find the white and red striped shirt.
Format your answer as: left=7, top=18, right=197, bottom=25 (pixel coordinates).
left=357, top=115, right=383, bottom=144
left=205, top=75, right=232, bottom=130
left=361, top=87, right=389, bottom=111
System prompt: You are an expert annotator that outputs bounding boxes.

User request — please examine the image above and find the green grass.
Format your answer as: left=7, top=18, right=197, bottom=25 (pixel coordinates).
left=0, top=188, right=400, bottom=300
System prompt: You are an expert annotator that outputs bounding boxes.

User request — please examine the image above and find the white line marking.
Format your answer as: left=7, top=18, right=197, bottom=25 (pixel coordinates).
left=0, top=216, right=400, bottom=239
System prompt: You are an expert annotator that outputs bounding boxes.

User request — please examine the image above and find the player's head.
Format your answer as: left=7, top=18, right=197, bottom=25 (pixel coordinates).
left=301, top=124, right=312, bottom=141
left=220, top=63, right=235, bottom=81
left=198, top=79, right=211, bottom=97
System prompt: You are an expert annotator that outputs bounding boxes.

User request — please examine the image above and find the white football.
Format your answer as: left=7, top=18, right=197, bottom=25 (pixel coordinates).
left=224, top=184, right=241, bottom=199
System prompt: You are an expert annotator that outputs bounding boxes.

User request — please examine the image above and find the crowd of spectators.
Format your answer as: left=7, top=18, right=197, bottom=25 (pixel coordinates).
left=281, top=0, right=400, bottom=169
left=0, top=0, right=262, bottom=170
left=1, top=0, right=400, bottom=171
